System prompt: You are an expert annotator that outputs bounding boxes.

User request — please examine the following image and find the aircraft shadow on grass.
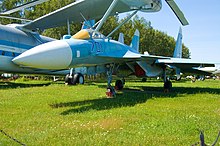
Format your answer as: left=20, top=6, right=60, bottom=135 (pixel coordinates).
left=127, top=86, right=220, bottom=95
left=0, top=81, right=51, bottom=89
left=51, top=92, right=152, bottom=115
left=50, top=86, right=220, bottom=115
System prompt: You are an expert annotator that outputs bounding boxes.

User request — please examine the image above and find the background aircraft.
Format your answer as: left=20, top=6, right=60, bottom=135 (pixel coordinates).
left=0, top=0, right=189, bottom=81
left=195, top=65, right=220, bottom=77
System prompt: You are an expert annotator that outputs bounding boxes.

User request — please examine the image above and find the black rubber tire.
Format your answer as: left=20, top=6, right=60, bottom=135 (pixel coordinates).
left=115, top=80, right=124, bottom=90
left=72, top=73, right=84, bottom=85
left=142, top=78, right=147, bottom=82
left=164, top=80, right=172, bottom=90
left=72, top=74, right=79, bottom=85
left=65, top=73, right=84, bottom=85
left=65, top=74, right=73, bottom=85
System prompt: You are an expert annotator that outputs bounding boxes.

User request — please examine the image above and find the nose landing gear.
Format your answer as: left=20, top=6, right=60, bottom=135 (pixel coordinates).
left=65, top=73, right=84, bottom=85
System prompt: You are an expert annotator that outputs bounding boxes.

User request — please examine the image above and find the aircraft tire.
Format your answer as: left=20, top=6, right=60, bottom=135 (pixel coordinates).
left=164, top=80, right=172, bottom=90
left=142, top=78, right=147, bottom=82
left=115, top=80, right=124, bottom=90
left=65, top=74, right=72, bottom=85
left=72, top=73, right=84, bottom=85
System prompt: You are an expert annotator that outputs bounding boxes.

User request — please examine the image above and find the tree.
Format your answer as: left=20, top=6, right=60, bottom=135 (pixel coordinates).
left=0, top=0, right=24, bottom=24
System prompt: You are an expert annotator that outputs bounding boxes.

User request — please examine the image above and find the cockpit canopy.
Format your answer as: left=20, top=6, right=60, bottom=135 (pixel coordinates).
left=72, top=29, right=105, bottom=40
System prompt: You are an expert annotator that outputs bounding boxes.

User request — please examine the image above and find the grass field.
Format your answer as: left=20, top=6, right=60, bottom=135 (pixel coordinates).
left=0, top=78, right=220, bottom=145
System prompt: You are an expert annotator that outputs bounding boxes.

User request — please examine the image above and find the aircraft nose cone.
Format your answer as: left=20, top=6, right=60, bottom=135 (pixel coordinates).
left=12, top=40, right=72, bottom=69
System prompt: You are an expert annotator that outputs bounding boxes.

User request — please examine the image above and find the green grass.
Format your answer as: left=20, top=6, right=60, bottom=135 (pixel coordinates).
left=0, top=79, right=220, bottom=145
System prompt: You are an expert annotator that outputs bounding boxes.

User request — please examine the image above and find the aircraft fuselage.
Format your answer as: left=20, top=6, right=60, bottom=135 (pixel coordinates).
left=12, top=29, right=164, bottom=78
left=13, top=37, right=137, bottom=69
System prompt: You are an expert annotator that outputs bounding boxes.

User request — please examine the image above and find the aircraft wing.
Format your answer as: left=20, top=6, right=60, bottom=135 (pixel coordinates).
left=99, top=51, right=215, bottom=75
left=141, top=54, right=170, bottom=63
left=156, top=58, right=215, bottom=75
left=97, top=50, right=171, bottom=64
left=22, top=0, right=132, bottom=31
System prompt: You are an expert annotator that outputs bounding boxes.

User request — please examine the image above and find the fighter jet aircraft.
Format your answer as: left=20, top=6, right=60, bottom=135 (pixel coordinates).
left=12, top=19, right=214, bottom=97
left=194, top=65, right=220, bottom=76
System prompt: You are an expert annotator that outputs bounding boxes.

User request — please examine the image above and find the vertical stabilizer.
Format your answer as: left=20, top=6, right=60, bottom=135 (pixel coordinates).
left=118, top=33, right=124, bottom=44
left=173, top=27, right=183, bottom=80
left=82, top=20, right=95, bottom=29
left=173, top=27, right=182, bottom=58
left=130, top=29, right=140, bottom=52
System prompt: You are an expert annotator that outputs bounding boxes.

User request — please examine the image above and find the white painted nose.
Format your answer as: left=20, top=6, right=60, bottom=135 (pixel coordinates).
left=12, top=40, right=72, bottom=69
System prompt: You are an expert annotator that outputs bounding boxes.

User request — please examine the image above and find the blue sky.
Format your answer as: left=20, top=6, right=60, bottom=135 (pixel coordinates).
left=121, top=0, right=220, bottom=62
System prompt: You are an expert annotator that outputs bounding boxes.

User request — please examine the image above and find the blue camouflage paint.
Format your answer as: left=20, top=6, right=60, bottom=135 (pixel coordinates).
left=64, top=36, right=138, bottom=68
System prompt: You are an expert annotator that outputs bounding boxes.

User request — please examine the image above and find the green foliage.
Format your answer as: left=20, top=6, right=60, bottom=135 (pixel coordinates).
left=0, top=0, right=23, bottom=24
left=0, top=79, right=219, bottom=145
left=25, top=0, right=75, bottom=20
left=102, top=15, right=190, bottom=58
left=15, top=76, right=31, bottom=82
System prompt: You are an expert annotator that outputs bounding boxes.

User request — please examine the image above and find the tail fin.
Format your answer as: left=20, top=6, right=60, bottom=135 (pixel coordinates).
left=118, top=33, right=124, bottom=44
left=173, top=27, right=183, bottom=80
left=130, top=29, right=140, bottom=52
left=173, top=27, right=182, bottom=58
left=82, top=20, right=95, bottom=29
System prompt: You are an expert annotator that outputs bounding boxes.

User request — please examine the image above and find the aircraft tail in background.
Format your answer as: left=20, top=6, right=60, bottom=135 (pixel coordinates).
left=81, top=20, right=95, bottom=29
left=173, top=27, right=183, bottom=58
left=130, top=29, right=140, bottom=52
left=173, top=27, right=183, bottom=80
left=118, top=33, right=124, bottom=44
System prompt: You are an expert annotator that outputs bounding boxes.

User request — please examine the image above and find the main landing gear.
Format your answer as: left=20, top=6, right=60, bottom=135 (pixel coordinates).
left=106, top=64, right=116, bottom=97
left=105, top=64, right=125, bottom=98
left=164, top=78, right=172, bottom=93
left=162, top=66, right=172, bottom=93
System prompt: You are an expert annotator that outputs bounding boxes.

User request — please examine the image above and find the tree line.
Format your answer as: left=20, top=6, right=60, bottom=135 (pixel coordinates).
left=0, top=0, right=190, bottom=58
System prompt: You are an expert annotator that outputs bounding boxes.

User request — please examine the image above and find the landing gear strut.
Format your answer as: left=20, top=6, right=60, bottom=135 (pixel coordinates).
left=106, top=64, right=116, bottom=97
left=162, top=66, right=172, bottom=93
